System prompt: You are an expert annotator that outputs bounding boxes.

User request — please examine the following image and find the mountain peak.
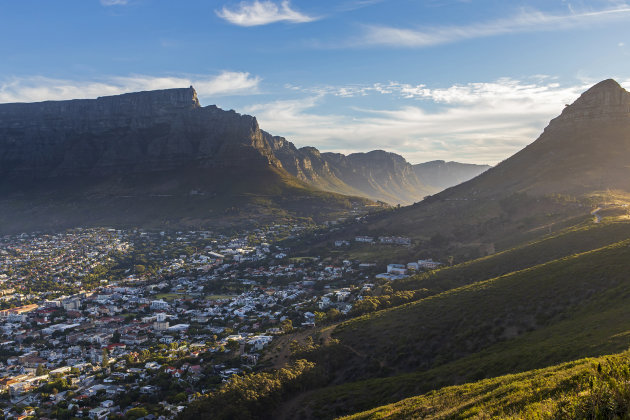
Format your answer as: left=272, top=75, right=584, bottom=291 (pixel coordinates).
left=574, top=78, right=627, bottom=105
left=549, top=79, right=630, bottom=126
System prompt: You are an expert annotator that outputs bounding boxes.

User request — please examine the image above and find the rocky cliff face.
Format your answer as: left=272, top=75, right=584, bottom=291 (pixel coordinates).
left=263, top=133, right=488, bottom=205
left=320, top=150, right=433, bottom=205
left=0, top=87, right=280, bottom=181
left=263, top=134, right=433, bottom=205
left=549, top=79, right=630, bottom=127
left=0, top=88, right=383, bottom=232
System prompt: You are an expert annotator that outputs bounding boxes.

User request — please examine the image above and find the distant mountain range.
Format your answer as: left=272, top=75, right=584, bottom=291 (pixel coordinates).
left=0, top=87, right=487, bottom=232
left=265, top=135, right=489, bottom=205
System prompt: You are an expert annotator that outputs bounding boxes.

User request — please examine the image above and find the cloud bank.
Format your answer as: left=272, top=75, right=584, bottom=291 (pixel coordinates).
left=216, top=1, right=316, bottom=26
left=0, top=72, right=261, bottom=103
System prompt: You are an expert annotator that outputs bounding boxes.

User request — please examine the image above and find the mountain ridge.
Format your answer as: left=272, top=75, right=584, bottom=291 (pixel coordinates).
left=263, top=134, right=489, bottom=205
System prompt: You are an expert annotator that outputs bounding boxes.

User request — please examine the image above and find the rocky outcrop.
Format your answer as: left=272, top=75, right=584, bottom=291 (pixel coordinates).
left=264, top=132, right=490, bottom=205
left=549, top=79, right=630, bottom=127
left=0, top=87, right=280, bottom=181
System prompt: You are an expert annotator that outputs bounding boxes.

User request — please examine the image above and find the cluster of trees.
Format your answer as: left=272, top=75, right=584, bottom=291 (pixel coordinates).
left=183, top=359, right=317, bottom=419
left=350, top=288, right=430, bottom=316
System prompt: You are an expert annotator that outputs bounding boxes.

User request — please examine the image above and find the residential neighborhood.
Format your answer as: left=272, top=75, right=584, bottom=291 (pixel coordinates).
left=0, top=226, right=441, bottom=418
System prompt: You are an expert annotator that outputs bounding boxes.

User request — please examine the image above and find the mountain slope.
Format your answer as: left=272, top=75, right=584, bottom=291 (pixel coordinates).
left=284, top=233, right=630, bottom=418
left=328, top=79, right=630, bottom=260
left=453, top=78, right=630, bottom=196
left=412, top=160, right=490, bottom=191
left=0, top=88, right=376, bottom=232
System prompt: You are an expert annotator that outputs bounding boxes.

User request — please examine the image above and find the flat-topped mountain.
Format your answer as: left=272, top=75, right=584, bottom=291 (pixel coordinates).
left=0, top=86, right=490, bottom=232
left=0, top=88, right=376, bottom=232
left=0, top=87, right=280, bottom=180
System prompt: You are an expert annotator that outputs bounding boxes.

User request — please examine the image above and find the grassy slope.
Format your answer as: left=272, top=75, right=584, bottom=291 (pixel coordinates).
left=286, top=231, right=630, bottom=418
left=395, top=219, right=630, bottom=292
left=341, top=350, right=630, bottom=419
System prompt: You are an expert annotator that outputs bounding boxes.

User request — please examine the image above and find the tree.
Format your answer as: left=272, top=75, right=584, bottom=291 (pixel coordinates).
left=314, top=312, right=326, bottom=325
left=101, top=349, right=110, bottom=368
left=226, top=339, right=240, bottom=353
left=326, top=308, right=341, bottom=322
left=280, top=319, right=293, bottom=333
left=125, top=407, right=149, bottom=419
left=36, top=364, right=46, bottom=376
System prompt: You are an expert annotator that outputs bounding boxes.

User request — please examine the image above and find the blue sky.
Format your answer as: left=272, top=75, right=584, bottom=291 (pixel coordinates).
left=1, top=0, right=629, bottom=164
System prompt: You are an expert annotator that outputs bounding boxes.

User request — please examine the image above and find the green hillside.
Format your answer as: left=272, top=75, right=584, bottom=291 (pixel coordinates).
left=341, top=350, right=630, bottom=419
left=396, top=219, right=630, bottom=293
left=276, top=231, right=630, bottom=418
left=179, top=221, right=630, bottom=419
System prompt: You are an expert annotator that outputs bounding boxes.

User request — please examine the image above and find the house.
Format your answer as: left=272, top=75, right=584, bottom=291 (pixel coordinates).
left=379, top=236, right=411, bottom=245
left=355, top=236, right=374, bottom=243
left=318, top=296, right=332, bottom=310
left=418, top=259, right=442, bottom=270
left=247, top=335, right=273, bottom=351
left=387, top=264, right=407, bottom=275
left=89, top=406, right=109, bottom=420
left=407, top=262, right=420, bottom=270
left=150, top=300, right=169, bottom=310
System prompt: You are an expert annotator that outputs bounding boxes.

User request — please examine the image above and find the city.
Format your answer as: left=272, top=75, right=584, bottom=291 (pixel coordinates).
left=0, top=225, right=435, bottom=419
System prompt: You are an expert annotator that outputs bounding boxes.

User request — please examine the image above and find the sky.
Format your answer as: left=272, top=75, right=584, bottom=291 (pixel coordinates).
left=1, top=0, right=629, bottom=164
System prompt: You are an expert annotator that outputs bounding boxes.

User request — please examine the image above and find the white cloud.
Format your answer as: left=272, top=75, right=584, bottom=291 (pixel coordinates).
left=100, top=0, right=128, bottom=5
left=244, top=78, right=610, bottom=164
left=355, top=5, right=630, bottom=48
left=216, top=0, right=316, bottom=26
left=0, top=72, right=262, bottom=103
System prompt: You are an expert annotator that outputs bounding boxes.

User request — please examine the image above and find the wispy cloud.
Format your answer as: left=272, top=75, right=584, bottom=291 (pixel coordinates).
left=246, top=78, right=629, bottom=164
left=100, top=0, right=128, bottom=6
left=216, top=0, right=316, bottom=26
left=0, top=72, right=262, bottom=103
left=355, top=5, right=630, bottom=48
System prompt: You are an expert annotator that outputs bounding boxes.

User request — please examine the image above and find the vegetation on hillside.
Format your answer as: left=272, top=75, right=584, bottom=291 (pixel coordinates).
left=283, top=233, right=630, bottom=418
left=342, top=350, right=630, bottom=419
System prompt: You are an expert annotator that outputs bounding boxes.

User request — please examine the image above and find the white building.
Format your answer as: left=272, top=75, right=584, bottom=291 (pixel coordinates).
left=387, top=264, right=407, bottom=275
left=150, top=299, right=169, bottom=310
